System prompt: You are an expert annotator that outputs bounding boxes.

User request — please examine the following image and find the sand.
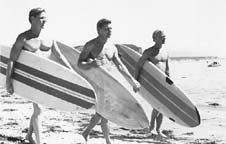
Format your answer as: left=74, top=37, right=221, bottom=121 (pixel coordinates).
left=0, top=86, right=226, bottom=144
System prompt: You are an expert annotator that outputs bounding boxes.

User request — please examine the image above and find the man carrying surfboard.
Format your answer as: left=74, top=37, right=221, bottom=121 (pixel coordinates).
left=78, top=18, right=141, bottom=144
left=6, top=8, right=51, bottom=144
left=134, top=30, right=169, bottom=139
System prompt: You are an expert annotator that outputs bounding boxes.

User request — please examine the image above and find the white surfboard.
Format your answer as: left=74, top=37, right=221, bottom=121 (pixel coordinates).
left=56, top=41, right=150, bottom=129
left=0, top=45, right=96, bottom=111
left=116, top=44, right=200, bottom=127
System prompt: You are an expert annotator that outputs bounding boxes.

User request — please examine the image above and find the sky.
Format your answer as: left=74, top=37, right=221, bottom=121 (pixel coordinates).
left=1, top=0, right=226, bottom=57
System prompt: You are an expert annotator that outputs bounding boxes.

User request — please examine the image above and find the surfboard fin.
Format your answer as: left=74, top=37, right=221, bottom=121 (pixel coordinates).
left=166, top=77, right=173, bottom=85
left=169, top=117, right=175, bottom=122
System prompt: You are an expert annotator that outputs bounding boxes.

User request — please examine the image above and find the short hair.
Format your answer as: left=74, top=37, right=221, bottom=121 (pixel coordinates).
left=96, top=18, right=111, bottom=31
left=152, top=30, right=165, bottom=40
left=29, top=7, right=46, bottom=23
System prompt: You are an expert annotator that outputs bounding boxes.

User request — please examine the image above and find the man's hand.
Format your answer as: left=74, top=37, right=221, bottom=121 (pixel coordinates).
left=133, top=81, right=141, bottom=92
left=89, top=58, right=103, bottom=67
left=165, top=70, right=170, bottom=77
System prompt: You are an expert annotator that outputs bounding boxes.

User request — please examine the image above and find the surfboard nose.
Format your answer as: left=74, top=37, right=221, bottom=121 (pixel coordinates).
left=133, top=103, right=150, bottom=129
left=191, top=107, right=201, bottom=127
left=118, top=109, right=149, bottom=129
left=178, top=106, right=201, bottom=127
left=138, top=113, right=150, bottom=129
left=168, top=106, right=201, bottom=128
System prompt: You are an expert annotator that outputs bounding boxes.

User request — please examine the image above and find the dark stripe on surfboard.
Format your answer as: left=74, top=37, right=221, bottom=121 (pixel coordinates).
left=118, top=45, right=200, bottom=126
left=0, top=65, right=93, bottom=109
left=0, top=55, right=95, bottom=109
left=117, top=45, right=200, bottom=127
left=120, top=50, right=198, bottom=126
left=1, top=55, right=95, bottom=99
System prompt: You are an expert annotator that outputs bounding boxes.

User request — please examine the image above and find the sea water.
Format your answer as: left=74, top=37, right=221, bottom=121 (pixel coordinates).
left=169, top=58, right=226, bottom=110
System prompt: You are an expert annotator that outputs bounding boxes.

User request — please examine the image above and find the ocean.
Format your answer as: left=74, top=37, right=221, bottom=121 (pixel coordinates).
left=170, top=57, right=226, bottom=112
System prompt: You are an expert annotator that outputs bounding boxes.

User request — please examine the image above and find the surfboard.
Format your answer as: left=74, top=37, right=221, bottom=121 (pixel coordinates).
left=55, top=41, right=150, bottom=129
left=0, top=45, right=96, bottom=111
left=115, top=44, right=200, bottom=127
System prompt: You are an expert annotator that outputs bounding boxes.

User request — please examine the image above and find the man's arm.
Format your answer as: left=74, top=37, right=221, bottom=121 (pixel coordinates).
left=112, top=48, right=140, bottom=91
left=165, top=57, right=170, bottom=77
left=112, top=50, right=132, bottom=79
left=134, top=50, right=150, bottom=80
left=6, top=36, right=25, bottom=94
left=77, top=43, right=98, bottom=70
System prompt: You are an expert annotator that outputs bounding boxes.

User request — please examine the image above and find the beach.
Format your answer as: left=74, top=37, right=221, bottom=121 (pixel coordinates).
left=0, top=58, right=226, bottom=144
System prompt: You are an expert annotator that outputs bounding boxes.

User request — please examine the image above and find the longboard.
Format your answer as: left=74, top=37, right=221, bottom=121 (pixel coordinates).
left=116, top=44, right=200, bottom=127
left=56, top=41, right=150, bottom=129
left=0, top=45, right=96, bottom=111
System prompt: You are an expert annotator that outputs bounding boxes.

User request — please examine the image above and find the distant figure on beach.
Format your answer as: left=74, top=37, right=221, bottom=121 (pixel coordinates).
left=5, top=8, right=70, bottom=144
left=134, top=30, right=169, bottom=139
left=207, top=61, right=221, bottom=67
left=78, top=18, right=140, bottom=144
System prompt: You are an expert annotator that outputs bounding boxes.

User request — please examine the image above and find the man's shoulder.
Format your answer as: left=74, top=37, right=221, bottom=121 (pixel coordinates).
left=82, top=38, right=97, bottom=53
left=143, top=47, right=154, bottom=54
left=85, top=38, right=97, bottom=46
left=16, top=30, right=30, bottom=41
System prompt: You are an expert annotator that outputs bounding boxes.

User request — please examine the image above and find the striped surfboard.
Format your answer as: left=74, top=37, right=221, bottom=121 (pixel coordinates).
left=116, top=44, right=200, bottom=127
left=0, top=45, right=96, bottom=111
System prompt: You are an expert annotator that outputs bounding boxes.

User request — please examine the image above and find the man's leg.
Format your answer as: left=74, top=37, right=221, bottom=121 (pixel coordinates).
left=156, top=113, right=163, bottom=134
left=26, top=116, right=36, bottom=144
left=26, top=103, right=42, bottom=144
left=82, top=112, right=101, bottom=141
left=149, top=109, right=158, bottom=132
left=100, top=117, right=111, bottom=144
left=156, top=113, right=167, bottom=139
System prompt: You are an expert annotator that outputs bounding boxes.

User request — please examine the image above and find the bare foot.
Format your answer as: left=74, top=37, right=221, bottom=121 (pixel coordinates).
left=149, top=125, right=154, bottom=133
left=25, top=135, right=36, bottom=144
left=154, top=131, right=167, bottom=141
left=157, top=131, right=167, bottom=138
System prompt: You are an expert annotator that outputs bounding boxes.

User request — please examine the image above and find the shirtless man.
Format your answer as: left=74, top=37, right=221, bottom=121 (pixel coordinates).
left=6, top=8, right=53, bottom=144
left=134, top=30, right=169, bottom=139
left=78, top=18, right=140, bottom=144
